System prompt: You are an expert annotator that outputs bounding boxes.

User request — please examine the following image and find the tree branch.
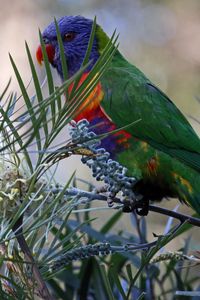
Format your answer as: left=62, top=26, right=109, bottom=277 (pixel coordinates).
left=148, top=205, right=200, bottom=227
left=59, top=187, right=200, bottom=228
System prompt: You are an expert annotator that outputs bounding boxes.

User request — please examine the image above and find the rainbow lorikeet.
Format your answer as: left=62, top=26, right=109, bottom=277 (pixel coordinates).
left=36, top=16, right=200, bottom=215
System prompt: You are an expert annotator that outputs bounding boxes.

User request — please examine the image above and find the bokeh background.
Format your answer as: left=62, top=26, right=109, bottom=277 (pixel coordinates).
left=1, top=0, right=200, bottom=257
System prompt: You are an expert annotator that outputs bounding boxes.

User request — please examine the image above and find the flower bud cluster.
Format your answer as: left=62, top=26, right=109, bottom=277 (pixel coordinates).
left=50, top=242, right=111, bottom=272
left=0, top=161, right=48, bottom=220
left=0, top=163, right=28, bottom=218
left=69, top=120, right=136, bottom=201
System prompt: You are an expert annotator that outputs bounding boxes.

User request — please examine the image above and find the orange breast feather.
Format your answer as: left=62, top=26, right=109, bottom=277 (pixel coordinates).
left=68, top=73, right=104, bottom=122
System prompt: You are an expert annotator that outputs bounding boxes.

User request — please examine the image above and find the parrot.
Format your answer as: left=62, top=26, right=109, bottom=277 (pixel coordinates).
left=36, top=15, right=200, bottom=215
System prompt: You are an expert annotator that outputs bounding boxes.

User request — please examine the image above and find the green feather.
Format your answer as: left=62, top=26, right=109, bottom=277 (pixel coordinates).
left=96, top=25, right=110, bottom=54
left=100, top=51, right=200, bottom=173
left=97, top=45, right=200, bottom=214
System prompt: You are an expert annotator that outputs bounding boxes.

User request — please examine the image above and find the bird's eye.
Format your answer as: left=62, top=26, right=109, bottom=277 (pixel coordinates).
left=64, top=32, right=76, bottom=42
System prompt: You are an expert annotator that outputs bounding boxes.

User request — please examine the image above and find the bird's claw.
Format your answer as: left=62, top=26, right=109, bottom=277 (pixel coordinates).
left=122, top=197, right=149, bottom=216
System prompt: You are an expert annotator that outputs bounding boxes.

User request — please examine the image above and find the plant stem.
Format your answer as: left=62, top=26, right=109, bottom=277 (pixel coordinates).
left=13, top=216, right=55, bottom=300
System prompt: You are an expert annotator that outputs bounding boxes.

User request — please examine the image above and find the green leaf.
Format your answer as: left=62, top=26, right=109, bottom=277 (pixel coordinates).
left=0, top=78, right=11, bottom=100
left=136, top=292, right=146, bottom=300
left=54, top=18, right=68, bottom=81
left=25, top=41, right=48, bottom=138
left=0, top=94, right=33, bottom=172
left=9, top=53, right=42, bottom=152
left=109, top=265, right=126, bottom=300
left=82, top=16, right=97, bottom=66
left=126, top=264, right=133, bottom=282
left=100, top=264, right=115, bottom=300
left=101, top=211, right=122, bottom=234
left=68, top=16, right=97, bottom=99
left=48, top=279, right=72, bottom=299
left=39, top=29, right=55, bottom=125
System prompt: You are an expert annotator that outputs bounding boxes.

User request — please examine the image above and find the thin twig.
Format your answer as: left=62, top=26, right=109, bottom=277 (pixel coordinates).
left=148, top=205, right=200, bottom=227
left=54, top=187, right=200, bottom=227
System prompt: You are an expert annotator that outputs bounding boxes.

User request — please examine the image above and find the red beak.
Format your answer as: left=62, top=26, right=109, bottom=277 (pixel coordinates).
left=36, top=44, right=55, bottom=65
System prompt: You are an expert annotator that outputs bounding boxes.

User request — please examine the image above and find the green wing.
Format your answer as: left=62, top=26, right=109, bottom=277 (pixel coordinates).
left=101, top=52, right=200, bottom=172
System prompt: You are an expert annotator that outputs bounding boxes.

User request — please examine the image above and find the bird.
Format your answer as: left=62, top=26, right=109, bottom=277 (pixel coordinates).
left=36, top=15, right=200, bottom=215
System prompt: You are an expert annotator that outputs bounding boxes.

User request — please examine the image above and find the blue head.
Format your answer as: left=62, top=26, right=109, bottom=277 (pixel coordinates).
left=38, top=16, right=100, bottom=79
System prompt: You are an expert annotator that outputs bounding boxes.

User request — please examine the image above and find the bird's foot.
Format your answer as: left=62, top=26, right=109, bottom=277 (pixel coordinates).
left=136, top=198, right=149, bottom=216
left=122, top=196, right=149, bottom=216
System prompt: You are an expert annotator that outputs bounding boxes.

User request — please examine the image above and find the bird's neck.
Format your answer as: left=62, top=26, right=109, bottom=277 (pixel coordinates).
left=68, top=72, right=104, bottom=122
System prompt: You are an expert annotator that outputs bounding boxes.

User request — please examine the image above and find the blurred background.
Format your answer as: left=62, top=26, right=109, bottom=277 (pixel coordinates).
left=1, top=0, right=200, bottom=252
left=2, top=0, right=200, bottom=118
